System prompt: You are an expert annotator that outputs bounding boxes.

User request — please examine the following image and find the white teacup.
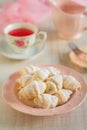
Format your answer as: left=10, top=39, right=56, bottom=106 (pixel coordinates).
left=4, top=22, right=47, bottom=53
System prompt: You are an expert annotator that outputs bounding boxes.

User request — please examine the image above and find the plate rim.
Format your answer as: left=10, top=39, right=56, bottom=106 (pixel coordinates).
left=2, top=64, right=87, bottom=116
left=69, top=51, right=87, bottom=69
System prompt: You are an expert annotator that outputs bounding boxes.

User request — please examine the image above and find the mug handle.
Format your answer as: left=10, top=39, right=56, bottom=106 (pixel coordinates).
left=83, top=9, right=87, bottom=29
left=36, top=31, right=47, bottom=43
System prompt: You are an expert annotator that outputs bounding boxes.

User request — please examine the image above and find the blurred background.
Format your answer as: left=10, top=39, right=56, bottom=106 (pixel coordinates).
left=0, top=0, right=56, bottom=32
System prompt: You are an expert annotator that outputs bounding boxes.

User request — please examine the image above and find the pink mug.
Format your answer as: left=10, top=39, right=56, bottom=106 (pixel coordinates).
left=51, top=1, right=87, bottom=39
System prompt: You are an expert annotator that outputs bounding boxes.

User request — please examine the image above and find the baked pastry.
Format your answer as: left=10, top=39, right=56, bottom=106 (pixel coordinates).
left=47, top=66, right=60, bottom=76
left=16, top=65, right=81, bottom=109
left=55, top=89, right=72, bottom=105
left=46, top=81, right=57, bottom=94
left=18, top=81, right=46, bottom=100
left=33, top=69, right=50, bottom=81
left=20, top=98, right=37, bottom=108
left=47, top=74, right=63, bottom=90
left=16, top=74, right=33, bottom=89
left=34, top=94, right=58, bottom=108
left=63, top=76, right=81, bottom=91
left=19, top=65, right=40, bottom=75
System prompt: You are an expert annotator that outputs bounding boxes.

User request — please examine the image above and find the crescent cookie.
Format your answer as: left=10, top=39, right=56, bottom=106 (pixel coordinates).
left=54, top=89, right=72, bottom=105
left=34, top=94, right=58, bottom=108
left=46, top=81, right=57, bottom=94
left=63, top=75, right=81, bottom=91
left=47, top=66, right=60, bottom=76
left=16, top=74, right=33, bottom=89
left=18, top=81, right=46, bottom=100
left=19, top=65, right=40, bottom=76
left=33, top=69, right=50, bottom=81
left=47, top=74, right=63, bottom=90
left=20, top=98, right=37, bottom=108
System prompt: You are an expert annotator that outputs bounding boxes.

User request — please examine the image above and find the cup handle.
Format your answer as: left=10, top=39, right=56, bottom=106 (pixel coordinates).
left=83, top=9, right=87, bottom=29
left=36, top=31, right=47, bottom=43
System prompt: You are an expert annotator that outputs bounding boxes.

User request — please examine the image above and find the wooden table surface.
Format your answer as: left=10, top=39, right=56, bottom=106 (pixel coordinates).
left=0, top=1, right=87, bottom=130
left=0, top=27, right=87, bottom=130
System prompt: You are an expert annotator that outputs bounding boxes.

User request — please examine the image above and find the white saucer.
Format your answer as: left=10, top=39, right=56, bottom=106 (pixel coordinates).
left=0, top=39, right=45, bottom=60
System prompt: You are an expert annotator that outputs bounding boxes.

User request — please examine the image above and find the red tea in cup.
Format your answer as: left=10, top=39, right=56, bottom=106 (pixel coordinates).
left=8, top=28, right=34, bottom=37
left=4, top=23, right=47, bottom=53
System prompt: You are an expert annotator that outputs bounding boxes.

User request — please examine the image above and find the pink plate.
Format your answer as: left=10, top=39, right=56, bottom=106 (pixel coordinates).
left=2, top=64, right=87, bottom=116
